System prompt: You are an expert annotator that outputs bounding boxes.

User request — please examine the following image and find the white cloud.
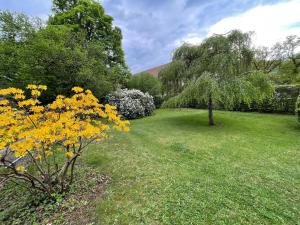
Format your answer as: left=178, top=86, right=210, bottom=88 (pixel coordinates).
left=175, top=33, right=203, bottom=46
left=207, top=0, right=300, bottom=47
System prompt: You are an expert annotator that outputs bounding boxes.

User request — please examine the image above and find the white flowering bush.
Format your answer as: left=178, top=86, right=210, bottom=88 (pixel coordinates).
left=106, top=89, right=155, bottom=119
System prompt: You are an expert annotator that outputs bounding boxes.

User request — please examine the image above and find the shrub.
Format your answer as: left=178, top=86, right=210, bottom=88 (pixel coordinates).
left=296, top=95, right=300, bottom=123
left=106, top=89, right=155, bottom=119
left=235, top=85, right=300, bottom=114
left=127, top=72, right=161, bottom=97
left=0, top=85, right=129, bottom=197
left=165, top=84, right=300, bottom=115
left=153, top=95, right=164, bottom=108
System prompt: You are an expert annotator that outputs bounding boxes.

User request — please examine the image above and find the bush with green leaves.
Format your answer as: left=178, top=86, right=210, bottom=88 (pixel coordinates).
left=127, top=72, right=161, bottom=96
left=234, top=84, right=300, bottom=114
left=165, top=84, right=299, bottom=115
left=296, top=95, right=300, bottom=123
left=106, top=89, right=155, bottom=119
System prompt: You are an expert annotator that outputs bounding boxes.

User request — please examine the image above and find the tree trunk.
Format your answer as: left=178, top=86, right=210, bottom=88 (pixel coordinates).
left=208, top=96, right=214, bottom=126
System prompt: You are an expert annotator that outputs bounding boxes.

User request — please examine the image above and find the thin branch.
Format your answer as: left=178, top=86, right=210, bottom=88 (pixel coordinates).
left=26, top=150, right=45, bottom=176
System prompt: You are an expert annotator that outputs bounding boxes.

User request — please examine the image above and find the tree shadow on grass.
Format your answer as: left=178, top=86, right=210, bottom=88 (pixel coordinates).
left=155, top=113, right=234, bottom=134
left=157, top=110, right=300, bottom=137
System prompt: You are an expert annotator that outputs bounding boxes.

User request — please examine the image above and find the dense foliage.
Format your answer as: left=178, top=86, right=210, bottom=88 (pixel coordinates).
left=159, top=33, right=300, bottom=120
left=0, top=11, right=41, bottom=42
left=127, top=72, right=161, bottom=97
left=159, top=60, right=187, bottom=98
left=161, top=30, right=274, bottom=125
left=0, top=11, right=41, bottom=88
left=235, top=84, right=300, bottom=114
left=170, top=84, right=300, bottom=115
left=251, top=35, right=300, bottom=84
left=106, top=89, right=155, bottom=119
left=0, top=85, right=129, bottom=196
left=296, top=95, right=300, bottom=123
left=50, top=0, right=125, bottom=67
left=0, top=0, right=130, bottom=102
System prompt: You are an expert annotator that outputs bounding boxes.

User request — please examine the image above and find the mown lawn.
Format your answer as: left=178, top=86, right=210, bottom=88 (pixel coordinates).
left=82, top=109, right=300, bottom=225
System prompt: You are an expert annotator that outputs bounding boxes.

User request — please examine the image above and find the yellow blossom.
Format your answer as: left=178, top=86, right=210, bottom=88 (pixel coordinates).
left=66, top=151, right=74, bottom=158
left=16, top=166, right=25, bottom=172
left=56, top=95, right=65, bottom=99
left=45, top=151, right=53, bottom=157
left=14, top=94, right=26, bottom=100
left=38, top=85, right=47, bottom=90
left=0, top=87, right=24, bottom=96
left=72, top=87, right=84, bottom=93
left=27, top=84, right=38, bottom=90
left=123, top=126, right=130, bottom=132
left=0, top=100, right=9, bottom=105
left=0, top=85, right=130, bottom=177
left=31, top=90, right=41, bottom=97
left=18, top=99, right=39, bottom=107
left=35, top=154, right=42, bottom=160
left=30, top=106, right=44, bottom=113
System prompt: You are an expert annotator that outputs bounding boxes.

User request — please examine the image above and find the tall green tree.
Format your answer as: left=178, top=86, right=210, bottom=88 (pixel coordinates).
left=253, top=44, right=282, bottom=74
left=282, top=35, right=300, bottom=74
left=159, top=44, right=203, bottom=98
left=0, top=40, right=19, bottom=87
left=50, top=0, right=125, bottom=67
left=162, top=30, right=274, bottom=125
left=159, top=60, right=187, bottom=97
left=0, top=11, right=41, bottom=88
left=16, top=25, right=120, bottom=102
left=0, top=5, right=130, bottom=100
left=0, top=11, right=41, bottom=42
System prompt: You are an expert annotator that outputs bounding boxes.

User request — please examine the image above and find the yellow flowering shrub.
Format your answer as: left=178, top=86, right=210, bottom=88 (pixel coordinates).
left=0, top=85, right=129, bottom=195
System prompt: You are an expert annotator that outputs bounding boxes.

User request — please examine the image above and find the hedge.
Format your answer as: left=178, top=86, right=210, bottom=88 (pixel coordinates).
left=296, top=96, right=300, bottom=122
left=163, top=84, right=300, bottom=115
left=234, top=85, right=300, bottom=114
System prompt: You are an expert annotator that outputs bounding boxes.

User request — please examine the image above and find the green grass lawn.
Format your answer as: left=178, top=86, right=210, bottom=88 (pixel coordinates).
left=82, top=109, right=300, bottom=225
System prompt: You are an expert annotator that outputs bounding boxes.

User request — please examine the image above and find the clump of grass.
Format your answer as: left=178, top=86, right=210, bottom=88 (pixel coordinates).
left=170, top=142, right=190, bottom=153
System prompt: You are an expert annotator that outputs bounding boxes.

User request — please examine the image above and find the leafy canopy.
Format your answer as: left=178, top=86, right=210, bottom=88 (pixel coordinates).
left=50, top=0, right=125, bottom=66
left=127, top=72, right=162, bottom=96
left=0, top=11, right=41, bottom=42
left=0, top=8, right=130, bottom=102
left=161, top=30, right=274, bottom=123
left=15, top=25, right=123, bottom=102
left=296, top=95, right=300, bottom=123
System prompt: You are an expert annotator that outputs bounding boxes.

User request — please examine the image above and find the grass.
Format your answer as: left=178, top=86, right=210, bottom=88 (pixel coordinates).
left=0, top=109, right=299, bottom=224
left=82, top=109, right=300, bottom=225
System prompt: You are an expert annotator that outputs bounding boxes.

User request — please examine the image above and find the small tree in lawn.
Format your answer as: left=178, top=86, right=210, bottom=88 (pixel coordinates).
left=162, top=30, right=274, bottom=125
left=0, top=85, right=129, bottom=197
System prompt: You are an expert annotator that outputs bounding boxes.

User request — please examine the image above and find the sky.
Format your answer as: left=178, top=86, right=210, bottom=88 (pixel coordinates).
left=0, top=0, right=299, bottom=73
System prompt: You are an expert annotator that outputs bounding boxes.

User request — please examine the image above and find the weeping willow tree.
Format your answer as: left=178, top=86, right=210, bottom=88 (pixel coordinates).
left=158, top=60, right=185, bottom=97
left=161, top=30, right=274, bottom=125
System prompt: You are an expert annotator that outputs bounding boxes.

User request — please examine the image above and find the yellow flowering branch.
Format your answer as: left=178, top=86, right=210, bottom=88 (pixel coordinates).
left=0, top=85, right=129, bottom=196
